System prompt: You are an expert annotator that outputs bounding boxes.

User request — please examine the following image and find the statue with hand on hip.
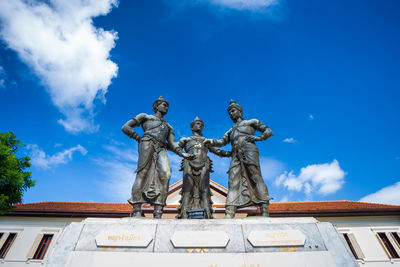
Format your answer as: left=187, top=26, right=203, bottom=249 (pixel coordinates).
left=204, top=100, right=273, bottom=218
left=122, top=96, right=194, bottom=219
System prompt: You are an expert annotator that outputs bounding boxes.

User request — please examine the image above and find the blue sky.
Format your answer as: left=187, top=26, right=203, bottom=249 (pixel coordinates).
left=0, top=0, right=399, bottom=205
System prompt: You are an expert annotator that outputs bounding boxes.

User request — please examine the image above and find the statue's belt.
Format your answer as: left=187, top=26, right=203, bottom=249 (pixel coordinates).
left=142, top=134, right=167, bottom=149
left=232, top=139, right=257, bottom=157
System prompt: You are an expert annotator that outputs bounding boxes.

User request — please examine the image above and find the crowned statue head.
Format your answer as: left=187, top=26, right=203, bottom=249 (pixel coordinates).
left=190, top=116, right=204, bottom=135
left=227, top=99, right=243, bottom=122
left=152, top=96, right=169, bottom=115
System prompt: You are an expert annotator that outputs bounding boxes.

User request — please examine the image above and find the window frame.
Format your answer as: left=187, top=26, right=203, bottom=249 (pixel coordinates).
left=26, top=229, right=59, bottom=262
left=0, top=232, right=18, bottom=259
left=338, top=229, right=365, bottom=261
left=371, top=227, right=400, bottom=261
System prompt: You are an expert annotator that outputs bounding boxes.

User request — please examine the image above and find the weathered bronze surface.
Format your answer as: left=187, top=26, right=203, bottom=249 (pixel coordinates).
left=176, top=117, right=231, bottom=219
left=121, top=96, right=193, bottom=219
left=205, top=100, right=273, bottom=218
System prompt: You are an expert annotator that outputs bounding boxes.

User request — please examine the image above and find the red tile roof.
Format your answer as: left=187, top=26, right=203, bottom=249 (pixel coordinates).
left=7, top=200, right=400, bottom=218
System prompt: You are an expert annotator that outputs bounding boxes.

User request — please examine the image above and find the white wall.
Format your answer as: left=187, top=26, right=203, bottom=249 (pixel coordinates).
left=318, top=216, right=400, bottom=266
left=0, top=216, right=82, bottom=266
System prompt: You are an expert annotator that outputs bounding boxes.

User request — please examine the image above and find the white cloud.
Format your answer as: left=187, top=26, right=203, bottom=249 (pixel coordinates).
left=30, top=144, right=87, bottom=169
left=360, top=181, right=400, bottom=205
left=93, top=144, right=138, bottom=202
left=92, top=142, right=142, bottom=202
left=283, top=137, right=297, bottom=143
left=94, top=157, right=136, bottom=202
left=0, top=0, right=118, bottom=133
left=0, top=65, right=6, bottom=88
left=309, top=114, right=314, bottom=120
left=260, top=157, right=286, bottom=180
left=204, top=0, right=279, bottom=12
left=275, top=160, right=346, bottom=197
left=103, top=145, right=138, bottom=163
left=279, top=196, right=290, bottom=202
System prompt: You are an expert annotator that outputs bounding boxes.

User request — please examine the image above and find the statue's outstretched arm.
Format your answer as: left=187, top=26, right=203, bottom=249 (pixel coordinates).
left=209, top=146, right=231, bottom=158
left=168, top=130, right=194, bottom=160
left=121, top=113, right=146, bottom=143
left=204, top=130, right=230, bottom=147
left=177, top=138, right=187, bottom=149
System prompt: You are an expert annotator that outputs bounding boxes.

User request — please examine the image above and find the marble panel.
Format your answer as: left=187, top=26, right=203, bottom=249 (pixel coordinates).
left=170, top=230, right=229, bottom=248
left=95, top=230, right=153, bottom=247
left=154, top=221, right=245, bottom=253
left=242, top=222, right=326, bottom=253
left=75, top=222, right=156, bottom=252
left=247, top=229, right=306, bottom=247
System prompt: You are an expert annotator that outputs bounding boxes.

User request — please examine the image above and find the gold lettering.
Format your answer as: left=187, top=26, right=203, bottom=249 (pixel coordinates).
left=265, top=232, right=289, bottom=239
left=107, top=234, right=141, bottom=242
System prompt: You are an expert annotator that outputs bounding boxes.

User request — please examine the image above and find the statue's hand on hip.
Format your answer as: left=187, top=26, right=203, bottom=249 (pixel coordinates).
left=245, top=135, right=260, bottom=142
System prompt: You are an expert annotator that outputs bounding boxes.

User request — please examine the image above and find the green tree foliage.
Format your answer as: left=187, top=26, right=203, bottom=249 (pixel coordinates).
left=0, top=132, right=35, bottom=214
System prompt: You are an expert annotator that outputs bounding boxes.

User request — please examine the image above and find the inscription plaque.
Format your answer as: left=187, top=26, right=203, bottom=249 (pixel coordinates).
left=247, top=230, right=306, bottom=247
left=95, top=231, right=153, bottom=248
left=170, top=231, right=230, bottom=248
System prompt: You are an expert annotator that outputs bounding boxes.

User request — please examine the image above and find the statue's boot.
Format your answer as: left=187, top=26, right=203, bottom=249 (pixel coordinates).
left=153, top=204, right=163, bottom=219
left=131, top=204, right=143, bottom=218
left=260, top=202, right=270, bottom=217
left=224, top=205, right=236, bottom=219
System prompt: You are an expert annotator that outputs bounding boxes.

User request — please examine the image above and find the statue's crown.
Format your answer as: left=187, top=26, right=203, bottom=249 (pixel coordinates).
left=157, top=96, right=166, bottom=102
left=152, top=96, right=169, bottom=112
left=191, top=116, right=204, bottom=127
left=193, top=116, right=202, bottom=122
left=228, top=99, right=242, bottom=112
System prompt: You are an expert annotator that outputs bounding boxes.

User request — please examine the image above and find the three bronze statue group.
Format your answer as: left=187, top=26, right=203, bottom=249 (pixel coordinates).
left=122, top=96, right=273, bottom=219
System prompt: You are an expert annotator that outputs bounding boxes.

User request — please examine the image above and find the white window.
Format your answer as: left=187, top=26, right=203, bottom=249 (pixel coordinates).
left=375, top=232, right=400, bottom=259
left=0, top=232, right=17, bottom=259
left=27, top=234, right=54, bottom=260
left=341, top=232, right=365, bottom=260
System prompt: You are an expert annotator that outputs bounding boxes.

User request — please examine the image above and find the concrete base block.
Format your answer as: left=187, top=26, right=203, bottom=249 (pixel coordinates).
left=46, top=217, right=357, bottom=267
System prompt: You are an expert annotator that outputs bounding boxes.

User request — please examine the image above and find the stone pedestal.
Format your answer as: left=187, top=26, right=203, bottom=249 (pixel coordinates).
left=46, top=217, right=357, bottom=267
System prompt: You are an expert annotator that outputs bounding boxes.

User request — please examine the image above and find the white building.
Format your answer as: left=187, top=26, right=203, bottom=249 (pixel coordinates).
left=1, top=180, right=399, bottom=266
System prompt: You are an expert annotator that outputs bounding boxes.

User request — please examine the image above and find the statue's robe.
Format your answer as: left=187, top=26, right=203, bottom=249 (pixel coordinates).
left=215, top=119, right=273, bottom=208
left=128, top=114, right=174, bottom=207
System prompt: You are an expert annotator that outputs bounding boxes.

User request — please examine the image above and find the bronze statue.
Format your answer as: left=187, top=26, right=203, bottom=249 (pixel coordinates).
left=205, top=100, right=273, bottom=218
left=176, top=117, right=231, bottom=219
left=122, top=96, right=193, bottom=219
